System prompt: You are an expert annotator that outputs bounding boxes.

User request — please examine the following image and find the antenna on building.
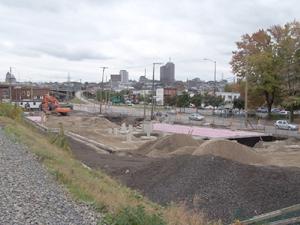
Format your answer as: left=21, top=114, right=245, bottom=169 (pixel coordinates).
left=144, top=68, right=146, bottom=78
left=169, top=57, right=171, bottom=62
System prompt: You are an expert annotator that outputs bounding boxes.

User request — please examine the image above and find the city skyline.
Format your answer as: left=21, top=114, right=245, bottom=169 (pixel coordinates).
left=0, top=0, right=299, bottom=82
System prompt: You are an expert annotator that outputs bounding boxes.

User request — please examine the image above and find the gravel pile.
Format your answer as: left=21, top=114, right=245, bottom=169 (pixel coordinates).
left=137, top=134, right=200, bottom=157
left=0, top=128, right=100, bottom=225
left=124, top=154, right=300, bottom=223
left=193, top=139, right=266, bottom=165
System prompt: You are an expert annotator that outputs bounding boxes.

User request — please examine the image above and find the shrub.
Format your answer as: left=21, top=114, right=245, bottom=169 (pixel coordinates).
left=101, top=205, right=166, bottom=225
left=50, top=123, right=71, bottom=151
left=0, top=103, right=23, bottom=120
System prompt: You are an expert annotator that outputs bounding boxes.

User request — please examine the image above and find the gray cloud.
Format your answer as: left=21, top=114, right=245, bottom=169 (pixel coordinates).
left=30, top=44, right=111, bottom=61
left=0, top=0, right=299, bottom=81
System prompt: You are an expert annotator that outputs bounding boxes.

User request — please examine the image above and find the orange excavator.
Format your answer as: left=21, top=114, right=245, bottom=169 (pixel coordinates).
left=41, top=95, right=72, bottom=116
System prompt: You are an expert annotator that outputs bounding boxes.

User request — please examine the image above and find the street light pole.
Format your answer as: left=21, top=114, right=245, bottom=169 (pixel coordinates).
left=213, top=60, right=217, bottom=95
left=151, top=62, right=163, bottom=120
left=99, top=66, right=108, bottom=114
left=203, top=58, right=217, bottom=95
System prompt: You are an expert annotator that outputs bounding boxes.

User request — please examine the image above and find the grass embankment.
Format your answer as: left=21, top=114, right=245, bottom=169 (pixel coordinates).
left=0, top=104, right=214, bottom=225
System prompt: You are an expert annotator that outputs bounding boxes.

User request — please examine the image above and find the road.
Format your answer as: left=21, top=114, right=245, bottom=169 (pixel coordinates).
left=74, top=91, right=300, bottom=138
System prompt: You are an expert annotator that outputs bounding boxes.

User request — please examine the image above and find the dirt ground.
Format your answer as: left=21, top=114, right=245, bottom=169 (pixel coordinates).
left=68, top=137, right=300, bottom=223
left=256, top=139, right=300, bottom=168
left=44, top=113, right=300, bottom=223
left=44, top=113, right=146, bottom=150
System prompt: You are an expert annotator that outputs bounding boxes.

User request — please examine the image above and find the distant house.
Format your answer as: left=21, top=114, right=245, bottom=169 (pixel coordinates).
left=216, top=92, right=240, bottom=103
left=156, top=88, right=164, bottom=106
left=164, top=87, right=177, bottom=98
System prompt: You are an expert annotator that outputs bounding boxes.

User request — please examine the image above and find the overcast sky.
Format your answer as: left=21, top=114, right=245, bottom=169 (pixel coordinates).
left=0, top=0, right=299, bottom=83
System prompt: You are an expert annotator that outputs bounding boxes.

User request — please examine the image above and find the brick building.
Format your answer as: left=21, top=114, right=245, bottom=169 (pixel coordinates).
left=0, top=84, right=49, bottom=109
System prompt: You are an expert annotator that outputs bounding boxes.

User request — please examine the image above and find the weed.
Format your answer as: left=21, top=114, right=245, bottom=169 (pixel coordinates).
left=0, top=103, right=23, bottom=120
left=101, top=205, right=166, bottom=225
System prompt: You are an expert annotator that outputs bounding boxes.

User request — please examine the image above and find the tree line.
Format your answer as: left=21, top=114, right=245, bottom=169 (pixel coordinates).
left=231, top=20, right=300, bottom=121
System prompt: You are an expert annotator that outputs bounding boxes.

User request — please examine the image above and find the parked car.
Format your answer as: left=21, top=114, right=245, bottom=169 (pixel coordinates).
left=125, top=100, right=133, bottom=106
left=278, top=110, right=290, bottom=115
left=274, top=120, right=298, bottom=130
left=205, top=105, right=214, bottom=109
left=189, top=113, right=204, bottom=121
left=271, top=108, right=281, bottom=114
left=257, top=107, right=268, bottom=113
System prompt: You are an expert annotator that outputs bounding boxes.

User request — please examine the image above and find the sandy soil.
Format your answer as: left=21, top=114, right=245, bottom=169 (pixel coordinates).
left=44, top=114, right=145, bottom=150
left=256, top=139, right=300, bottom=168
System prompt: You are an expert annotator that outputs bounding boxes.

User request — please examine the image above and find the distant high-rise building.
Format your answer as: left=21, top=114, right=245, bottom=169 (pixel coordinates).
left=120, top=70, right=129, bottom=83
left=160, top=62, right=175, bottom=85
left=110, top=74, right=121, bottom=89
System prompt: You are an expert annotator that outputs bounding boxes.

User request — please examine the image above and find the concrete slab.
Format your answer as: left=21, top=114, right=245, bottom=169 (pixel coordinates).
left=153, top=123, right=269, bottom=139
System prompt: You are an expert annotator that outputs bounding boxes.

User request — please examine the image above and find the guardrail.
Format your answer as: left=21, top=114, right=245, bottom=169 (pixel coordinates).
left=237, top=204, right=300, bottom=225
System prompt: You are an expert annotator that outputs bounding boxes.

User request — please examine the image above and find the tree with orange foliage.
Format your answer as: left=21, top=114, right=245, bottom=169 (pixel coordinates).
left=231, top=21, right=300, bottom=119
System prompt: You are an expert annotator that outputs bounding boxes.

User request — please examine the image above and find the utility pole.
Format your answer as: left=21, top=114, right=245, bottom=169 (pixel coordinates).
left=99, top=66, right=108, bottom=114
left=203, top=58, right=217, bottom=120
left=151, top=63, right=163, bottom=120
left=9, top=67, right=12, bottom=103
left=144, top=68, right=147, bottom=120
left=245, top=73, right=248, bottom=128
left=213, top=60, right=217, bottom=96
left=202, top=58, right=217, bottom=95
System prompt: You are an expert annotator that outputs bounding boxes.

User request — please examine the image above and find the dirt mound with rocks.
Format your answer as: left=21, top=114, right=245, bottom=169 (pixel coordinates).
left=137, top=134, right=200, bottom=157
left=193, top=139, right=265, bottom=165
left=80, top=116, right=118, bottom=129
left=124, top=155, right=300, bottom=223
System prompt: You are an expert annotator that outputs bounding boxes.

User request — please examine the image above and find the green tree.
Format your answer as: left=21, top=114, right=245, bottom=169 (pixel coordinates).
left=233, top=97, right=245, bottom=110
left=231, top=21, right=300, bottom=118
left=176, top=92, right=190, bottom=110
left=164, top=96, right=177, bottom=106
left=231, top=29, right=282, bottom=117
left=191, top=94, right=203, bottom=111
left=269, top=21, right=300, bottom=121
left=203, top=94, right=224, bottom=108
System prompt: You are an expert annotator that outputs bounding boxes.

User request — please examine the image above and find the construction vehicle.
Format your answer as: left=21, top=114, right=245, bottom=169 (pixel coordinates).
left=41, top=95, right=72, bottom=116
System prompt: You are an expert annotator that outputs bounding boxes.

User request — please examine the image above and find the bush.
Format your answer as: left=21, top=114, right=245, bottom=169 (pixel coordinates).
left=101, top=205, right=166, bottom=225
left=50, top=123, right=71, bottom=151
left=0, top=103, right=23, bottom=120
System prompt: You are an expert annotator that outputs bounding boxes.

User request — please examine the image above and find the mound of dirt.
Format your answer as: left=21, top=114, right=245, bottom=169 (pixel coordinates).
left=124, top=155, right=300, bottom=223
left=193, top=139, right=265, bottom=165
left=80, top=117, right=118, bottom=129
left=169, top=146, right=198, bottom=155
left=137, top=134, right=200, bottom=156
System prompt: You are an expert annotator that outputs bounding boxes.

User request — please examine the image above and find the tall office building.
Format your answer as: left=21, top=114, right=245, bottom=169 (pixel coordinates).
left=110, top=74, right=121, bottom=89
left=160, top=62, right=175, bottom=85
left=120, top=70, right=129, bottom=83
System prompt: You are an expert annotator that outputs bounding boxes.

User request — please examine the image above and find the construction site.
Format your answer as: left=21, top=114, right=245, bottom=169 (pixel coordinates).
left=26, top=109, right=300, bottom=224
